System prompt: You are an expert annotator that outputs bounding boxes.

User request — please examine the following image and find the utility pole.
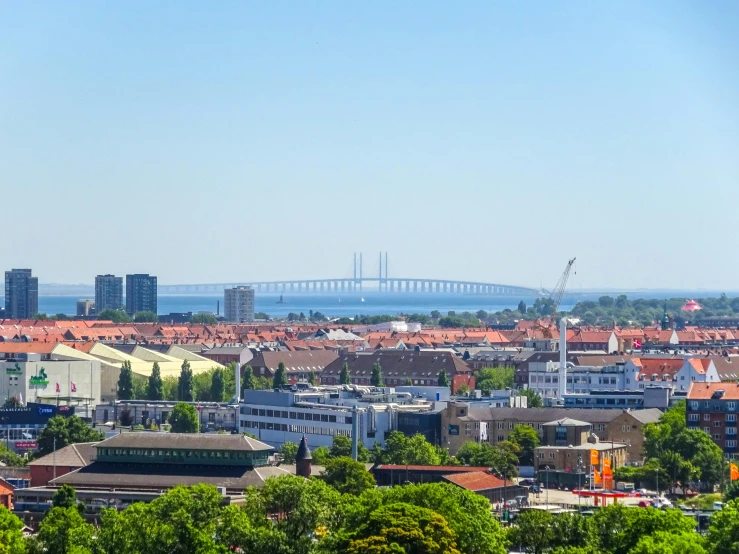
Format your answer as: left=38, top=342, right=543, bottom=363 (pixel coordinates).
left=53, top=437, right=57, bottom=482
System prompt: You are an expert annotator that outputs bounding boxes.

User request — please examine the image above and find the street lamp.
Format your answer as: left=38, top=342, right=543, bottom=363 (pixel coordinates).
left=545, top=465, right=550, bottom=507
left=655, top=468, right=659, bottom=498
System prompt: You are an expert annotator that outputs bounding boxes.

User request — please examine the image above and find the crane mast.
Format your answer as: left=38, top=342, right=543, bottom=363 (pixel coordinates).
left=550, top=257, right=576, bottom=314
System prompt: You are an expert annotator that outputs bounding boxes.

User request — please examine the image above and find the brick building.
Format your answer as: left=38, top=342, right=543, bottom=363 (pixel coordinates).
left=686, top=382, right=739, bottom=458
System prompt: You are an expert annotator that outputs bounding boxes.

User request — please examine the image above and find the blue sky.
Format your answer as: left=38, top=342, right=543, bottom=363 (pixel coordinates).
left=1, top=1, right=738, bottom=289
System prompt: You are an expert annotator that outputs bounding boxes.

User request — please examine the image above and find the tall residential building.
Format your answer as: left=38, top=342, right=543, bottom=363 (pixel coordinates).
left=224, top=286, right=254, bottom=323
left=4, top=269, right=38, bottom=319
left=95, top=274, right=123, bottom=312
left=125, top=274, right=157, bottom=315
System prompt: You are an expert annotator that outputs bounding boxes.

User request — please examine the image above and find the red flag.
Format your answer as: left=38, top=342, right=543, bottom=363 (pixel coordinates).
left=197, top=403, right=201, bottom=412
left=55, top=383, right=60, bottom=393
left=633, top=339, right=642, bottom=350
left=71, top=382, right=77, bottom=393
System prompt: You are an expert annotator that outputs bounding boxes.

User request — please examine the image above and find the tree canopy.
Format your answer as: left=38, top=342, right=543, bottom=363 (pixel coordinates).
left=117, top=360, right=134, bottom=400
left=147, top=362, right=164, bottom=401
left=168, top=402, right=199, bottom=433
left=37, top=415, right=104, bottom=456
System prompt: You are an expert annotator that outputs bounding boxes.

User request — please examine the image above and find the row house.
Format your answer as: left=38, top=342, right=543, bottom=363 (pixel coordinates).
left=248, top=350, right=339, bottom=384
left=320, top=351, right=474, bottom=390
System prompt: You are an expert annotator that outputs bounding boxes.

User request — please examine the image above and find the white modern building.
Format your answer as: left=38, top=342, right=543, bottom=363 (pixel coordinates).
left=0, top=356, right=101, bottom=414
left=238, top=386, right=435, bottom=449
left=529, top=357, right=721, bottom=401
left=224, top=286, right=255, bottom=323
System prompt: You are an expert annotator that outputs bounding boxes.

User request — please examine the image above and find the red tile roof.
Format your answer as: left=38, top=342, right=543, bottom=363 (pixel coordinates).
left=688, top=382, right=739, bottom=400
left=442, top=471, right=513, bottom=491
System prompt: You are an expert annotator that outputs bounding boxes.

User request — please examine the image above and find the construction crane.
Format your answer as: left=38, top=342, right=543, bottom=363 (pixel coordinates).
left=549, top=257, right=576, bottom=314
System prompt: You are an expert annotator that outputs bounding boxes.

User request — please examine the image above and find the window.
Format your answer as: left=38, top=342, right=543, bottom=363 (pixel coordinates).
left=714, top=421, right=723, bottom=427
left=727, top=440, right=737, bottom=448
left=689, top=414, right=699, bottom=422
left=621, top=425, right=631, bottom=432
left=689, top=401, right=699, bottom=410
left=728, top=427, right=737, bottom=436
left=704, top=427, right=711, bottom=434
left=704, top=414, right=711, bottom=421
left=549, top=452, right=555, bottom=459
left=727, top=415, right=737, bottom=422
left=729, top=402, right=737, bottom=411
left=508, top=423, right=514, bottom=430
left=497, top=422, right=504, bottom=430
left=598, top=424, right=606, bottom=432
left=555, top=426, right=567, bottom=443
left=713, top=434, right=722, bottom=441
left=497, top=435, right=504, bottom=442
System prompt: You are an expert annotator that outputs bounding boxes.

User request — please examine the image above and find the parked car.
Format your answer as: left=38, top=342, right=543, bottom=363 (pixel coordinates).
left=638, top=500, right=651, bottom=508
left=530, top=485, right=542, bottom=494
left=514, top=495, right=529, bottom=507
left=519, top=479, right=535, bottom=487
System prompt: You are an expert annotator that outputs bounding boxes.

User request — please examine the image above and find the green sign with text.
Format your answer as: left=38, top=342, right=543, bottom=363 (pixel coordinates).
left=5, top=363, right=22, bottom=376
left=29, top=368, right=49, bottom=387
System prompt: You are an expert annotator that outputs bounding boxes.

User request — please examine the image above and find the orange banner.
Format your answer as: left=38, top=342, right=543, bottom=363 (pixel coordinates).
left=731, top=463, right=739, bottom=481
left=603, top=458, right=611, bottom=471
left=593, top=469, right=602, bottom=484
left=590, top=450, right=599, bottom=466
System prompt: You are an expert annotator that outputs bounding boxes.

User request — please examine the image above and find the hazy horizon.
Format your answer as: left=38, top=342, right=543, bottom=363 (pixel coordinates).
left=2, top=2, right=737, bottom=289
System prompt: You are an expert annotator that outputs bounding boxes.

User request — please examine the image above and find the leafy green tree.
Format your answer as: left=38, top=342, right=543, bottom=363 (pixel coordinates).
left=273, top=362, right=289, bottom=389
left=254, top=376, right=272, bottom=390
left=147, top=362, right=164, bottom=400
left=341, top=503, right=461, bottom=554
left=312, top=446, right=331, bottom=465
left=518, top=300, right=527, bottom=313
left=242, top=364, right=256, bottom=390
left=724, top=480, right=739, bottom=502
left=549, top=513, right=593, bottom=551
left=117, top=360, right=134, bottom=400
left=370, top=363, right=384, bottom=387
left=178, top=359, right=194, bottom=401
left=328, top=435, right=371, bottom=462
left=508, top=425, right=540, bottom=466
left=361, top=483, right=507, bottom=554
left=210, top=368, right=226, bottom=401
left=33, top=506, right=94, bottom=554
left=379, top=431, right=441, bottom=465
left=37, top=415, right=104, bottom=456
left=708, top=498, right=739, bottom=554
left=162, top=375, right=178, bottom=400
left=308, top=371, right=317, bottom=385
left=0, top=505, right=26, bottom=553
left=133, top=310, right=159, bottom=323
left=438, top=370, right=450, bottom=387
left=0, top=442, right=26, bottom=467
left=520, top=388, right=544, bottom=408
left=168, top=402, right=199, bottom=433
left=319, top=456, right=376, bottom=495
left=339, top=363, right=351, bottom=385
left=52, top=484, right=84, bottom=514
left=404, top=377, right=413, bottom=386
left=190, top=312, right=218, bottom=324
left=97, top=308, right=132, bottom=323
left=279, top=442, right=299, bottom=463
left=476, top=310, right=489, bottom=320
left=255, top=312, right=269, bottom=320
left=254, top=475, right=341, bottom=552
left=475, top=367, right=514, bottom=394
left=430, top=310, right=441, bottom=319
left=629, top=531, right=707, bottom=554
left=455, top=383, right=470, bottom=395
left=507, top=509, right=555, bottom=554
left=455, top=441, right=518, bottom=477
left=589, top=505, right=697, bottom=554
